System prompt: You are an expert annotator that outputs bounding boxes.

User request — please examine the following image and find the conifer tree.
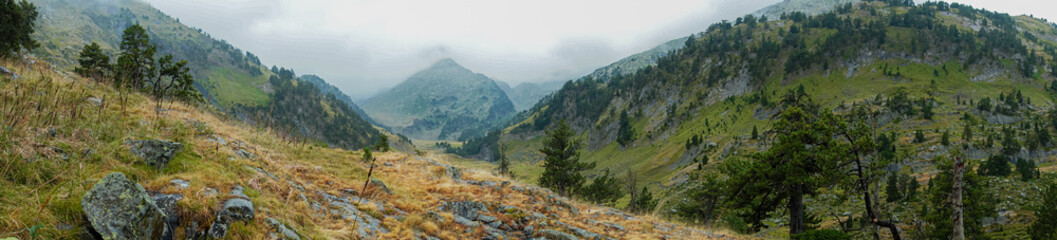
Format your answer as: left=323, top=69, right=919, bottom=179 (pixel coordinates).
left=538, top=120, right=595, bottom=197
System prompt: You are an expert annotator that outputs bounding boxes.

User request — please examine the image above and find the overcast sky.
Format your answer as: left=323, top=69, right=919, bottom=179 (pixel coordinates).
left=142, top=0, right=1057, bottom=99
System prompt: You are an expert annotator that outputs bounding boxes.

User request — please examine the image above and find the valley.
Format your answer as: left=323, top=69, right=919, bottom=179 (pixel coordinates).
left=3, top=0, right=1057, bottom=239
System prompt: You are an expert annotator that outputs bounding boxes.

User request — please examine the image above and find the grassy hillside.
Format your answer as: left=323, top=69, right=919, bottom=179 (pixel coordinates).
left=0, top=58, right=742, bottom=239
left=27, top=0, right=382, bottom=149
left=452, top=1, right=1057, bottom=237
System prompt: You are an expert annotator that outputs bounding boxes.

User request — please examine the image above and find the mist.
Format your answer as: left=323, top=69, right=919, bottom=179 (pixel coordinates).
left=141, top=0, right=1057, bottom=99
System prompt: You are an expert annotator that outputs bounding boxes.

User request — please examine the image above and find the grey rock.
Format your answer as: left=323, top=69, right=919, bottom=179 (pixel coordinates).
left=208, top=187, right=255, bottom=239
left=370, top=179, right=393, bottom=194
left=487, top=220, right=502, bottom=229
left=477, top=214, right=497, bottom=223
left=265, top=218, right=300, bottom=240
left=447, top=166, right=462, bottom=181
left=0, top=66, right=17, bottom=79
left=127, top=139, right=184, bottom=171
left=185, top=221, right=205, bottom=240
left=452, top=215, right=480, bottom=228
left=151, top=193, right=183, bottom=240
left=81, top=173, right=168, bottom=240
left=537, top=229, right=579, bottom=240
left=442, top=201, right=487, bottom=221
left=229, top=185, right=250, bottom=199
left=88, top=97, right=103, bottom=106
left=383, top=162, right=394, bottom=167
left=234, top=149, right=257, bottom=160
left=207, top=135, right=227, bottom=145
left=200, top=188, right=218, bottom=198
left=170, top=179, right=190, bottom=190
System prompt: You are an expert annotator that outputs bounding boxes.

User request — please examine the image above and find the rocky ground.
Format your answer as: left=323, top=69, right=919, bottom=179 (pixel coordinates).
left=0, top=59, right=744, bottom=239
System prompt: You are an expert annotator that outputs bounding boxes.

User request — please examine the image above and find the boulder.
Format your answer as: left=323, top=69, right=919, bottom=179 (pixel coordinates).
left=81, top=173, right=168, bottom=240
left=208, top=187, right=255, bottom=239
left=370, top=179, right=393, bottom=195
left=537, top=229, right=579, bottom=240
left=441, top=201, right=487, bottom=221
left=151, top=193, right=183, bottom=240
left=170, top=179, right=190, bottom=190
left=265, top=218, right=301, bottom=240
left=127, top=139, right=184, bottom=171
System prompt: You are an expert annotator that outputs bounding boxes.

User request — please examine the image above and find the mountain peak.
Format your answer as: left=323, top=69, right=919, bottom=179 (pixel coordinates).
left=431, top=58, right=463, bottom=69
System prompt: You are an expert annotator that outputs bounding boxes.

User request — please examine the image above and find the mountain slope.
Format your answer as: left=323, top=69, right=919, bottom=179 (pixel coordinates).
left=28, top=0, right=381, bottom=149
left=497, top=80, right=567, bottom=112
left=300, top=74, right=377, bottom=125
left=753, top=0, right=861, bottom=19
left=0, top=58, right=736, bottom=240
left=363, top=59, right=515, bottom=141
left=453, top=1, right=1057, bottom=237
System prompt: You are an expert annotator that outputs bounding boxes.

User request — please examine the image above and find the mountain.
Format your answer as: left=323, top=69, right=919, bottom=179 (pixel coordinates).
left=363, top=58, right=515, bottom=141
left=753, top=0, right=861, bottom=19
left=27, top=0, right=381, bottom=149
left=452, top=1, right=1057, bottom=237
left=497, top=80, right=566, bottom=112
left=0, top=59, right=728, bottom=239
left=300, top=74, right=376, bottom=125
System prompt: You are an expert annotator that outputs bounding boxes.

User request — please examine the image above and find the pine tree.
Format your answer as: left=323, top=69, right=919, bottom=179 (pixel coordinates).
left=629, top=186, right=657, bottom=214
left=941, top=131, right=951, bottom=146
left=885, top=174, right=903, bottom=202
left=979, top=155, right=1011, bottom=177
left=1016, top=158, right=1037, bottom=181
left=915, top=130, right=926, bottom=143
left=0, top=0, right=38, bottom=59
left=751, top=125, right=759, bottom=140
left=926, top=156, right=996, bottom=238
left=617, top=111, right=635, bottom=147
left=74, top=42, right=111, bottom=81
left=496, top=143, right=511, bottom=177
left=723, top=104, right=852, bottom=235
left=963, top=124, right=973, bottom=142
left=538, top=120, right=595, bottom=197
left=1030, top=183, right=1057, bottom=240
left=582, top=169, right=624, bottom=205
left=116, top=24, right=156, bottom=89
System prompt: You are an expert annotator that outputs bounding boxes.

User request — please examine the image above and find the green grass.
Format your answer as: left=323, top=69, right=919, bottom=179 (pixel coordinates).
left=204, top=67, right=271, bottom=107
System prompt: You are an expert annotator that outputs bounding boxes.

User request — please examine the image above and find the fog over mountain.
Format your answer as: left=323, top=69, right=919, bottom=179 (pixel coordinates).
left=142, top=0, right=1057, bottom=99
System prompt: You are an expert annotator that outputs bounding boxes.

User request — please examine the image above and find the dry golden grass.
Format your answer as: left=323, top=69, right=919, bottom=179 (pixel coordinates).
left=0, top=57, right=750, bottom=239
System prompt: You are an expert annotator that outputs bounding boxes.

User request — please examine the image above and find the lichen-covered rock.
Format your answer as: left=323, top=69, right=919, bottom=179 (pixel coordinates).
left=441, top=201, right=487, bottom=221
left=127, top=139, right=184, bottom=171
left=81, top=172, right=168, bottom=240
left=208, top=187, right=255, bottom=239
left=151, top=193, right=183, bottom=240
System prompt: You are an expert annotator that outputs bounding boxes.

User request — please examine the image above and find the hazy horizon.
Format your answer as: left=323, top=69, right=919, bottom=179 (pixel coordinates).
left=142, top=0, right=1057, bottom=99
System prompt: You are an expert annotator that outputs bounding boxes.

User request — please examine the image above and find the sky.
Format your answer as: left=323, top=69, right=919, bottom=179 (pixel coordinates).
left=141, top=0, right=1057, bottom=99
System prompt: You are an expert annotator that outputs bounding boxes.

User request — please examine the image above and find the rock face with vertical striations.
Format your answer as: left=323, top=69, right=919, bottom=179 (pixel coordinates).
left=362, top=58, right=515, bottom=141
left=81, top=173, right=168, bottom=240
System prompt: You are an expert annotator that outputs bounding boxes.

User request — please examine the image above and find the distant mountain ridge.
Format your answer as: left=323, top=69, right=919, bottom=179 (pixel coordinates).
left=28, top=0, right=382, bottom=149
left=363, top=58, right=515, bottom=140
left=300, top=74, right=377, bottom=125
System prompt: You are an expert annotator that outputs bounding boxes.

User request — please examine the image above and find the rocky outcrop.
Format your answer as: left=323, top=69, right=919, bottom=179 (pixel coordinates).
left=265, top=218, right=301, bottom=240
left=127, top=139, right=184, bottom=171
left=81, top=173, right=168, bottom=240
left=208, top=186, right=255, bottom=239
left=150, top=193, right=183, bottom=240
